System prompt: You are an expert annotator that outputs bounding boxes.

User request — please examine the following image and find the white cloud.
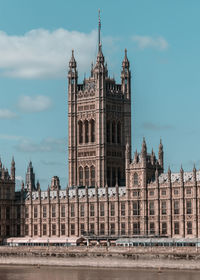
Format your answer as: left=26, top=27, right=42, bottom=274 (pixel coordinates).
left=0, top=28, right=101, bottom=79
left=15, top=137, right=65, bottom=153
left=132, top=35, right=169, bottom=50
left=142, top=122, right=174, bottom=131
left=18, top=95, right=52, bottom=112
left=41, top=160, right=65, bottom=166
left=16, top=175, right=23, bottom=181
left=0, top=109, right=17, bottom=119
left=0, top=134, right=21, bottom=140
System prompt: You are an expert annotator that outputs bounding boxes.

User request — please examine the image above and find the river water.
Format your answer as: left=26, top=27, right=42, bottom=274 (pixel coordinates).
left=0, top=266, right=200, bottom=280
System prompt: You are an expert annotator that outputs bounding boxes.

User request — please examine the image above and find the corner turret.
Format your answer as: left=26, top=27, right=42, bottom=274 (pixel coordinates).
left=158, top=139, right=164, bottom=171
left=25, top=161, right=36, bottom=191
left=141, top=137, right=147, bottom=159
left=11, top=156, right=15, bottom=181
left=121, top=49, right=131, bottom=99
left=50, top=176, right=60, bottom=191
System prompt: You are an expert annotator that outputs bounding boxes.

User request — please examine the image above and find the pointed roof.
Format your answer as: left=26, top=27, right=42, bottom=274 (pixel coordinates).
left=180, top=164, right=184, bottom=173
left=122, top=48, right=130, bottom=69
left=98, top=9, right=101, bottom=52
left=28, top=161, right=32, bottom=169
left=95, top=10, right=104, bottom=67
left=69, top=49, right=77, bottom=69
left=11, top=156, right=15, bottom=166
left=159, top=139, right=163, bottom=152
left=142, top=137, right=147, bottom=154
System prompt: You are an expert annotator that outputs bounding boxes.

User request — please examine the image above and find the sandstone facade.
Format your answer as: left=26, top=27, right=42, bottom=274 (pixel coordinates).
left=0, top=16, right=199, bottom=241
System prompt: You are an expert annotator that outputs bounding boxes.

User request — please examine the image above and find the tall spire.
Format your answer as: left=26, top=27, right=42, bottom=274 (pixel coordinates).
left=69, top=49, right=76, bottom=69
left=95, top=9, right=104, bottom=67
left=11, top=156, right=15, bottom=181
left=122, top=48, right=130, bottom=69
left=26, top=161, right=36, bottom=191
left=98, top=9, right=101, bottom=51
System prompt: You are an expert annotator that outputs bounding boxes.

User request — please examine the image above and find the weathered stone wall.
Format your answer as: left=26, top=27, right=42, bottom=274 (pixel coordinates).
left=0, top=246, right=200, bottom=260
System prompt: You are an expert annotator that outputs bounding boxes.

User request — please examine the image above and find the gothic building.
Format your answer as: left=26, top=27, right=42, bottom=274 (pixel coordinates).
left=1, top=16, right=200, bottom=242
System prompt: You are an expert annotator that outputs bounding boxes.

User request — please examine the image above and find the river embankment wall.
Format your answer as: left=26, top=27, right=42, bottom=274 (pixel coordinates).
left=0, top=246, right=200, bottom=270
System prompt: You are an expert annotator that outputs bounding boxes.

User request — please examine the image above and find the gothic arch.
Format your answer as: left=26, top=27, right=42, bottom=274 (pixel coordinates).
left=84, top=120, right=89, bottom=143
left=85, top=166, right=89, bottom=186
left=107, top=121, right=110, bottom=143
left=133, top=172, right=138, bottom=185
left=78, top=120, right=83, bottom=144
left=112, top=167, right=116, bottom=186
left=117, top=121, right=121, bottom=144
left=118, top=167, right=121, bottom=186
left=90, top=165, right=95, bottom=187
left=90, top=119, right=95, bottom=142
left=79, top=166, right=83, bottom=186
left=107, top=167, right=111, bottom=187
left=112, top=121, right=116, bottom=143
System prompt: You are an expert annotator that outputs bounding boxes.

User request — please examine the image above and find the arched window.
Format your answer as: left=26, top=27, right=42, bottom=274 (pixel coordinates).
left=107, top=121, right=110, bottom=143
left=79, top=166, right=83, bottom=186
left=85, top=166, right=89, bottom=186
left=117, top=122, right=121, bottom=144
left=107, top=167, right=110, bottom=187
left=91, top=166, right=95, bottom=187
left=133, top=173, right=138, bottom=185
left=78, top=121, right=83, bottom=144
left=118, top=168, right=121, bottom=186
left=112, top=121, right=115, bottom=143
left=112, top=167, right=116, bottom=187
left=91, top=119, right=95, bottom=142
left=85, top=120, right=89, bottom=143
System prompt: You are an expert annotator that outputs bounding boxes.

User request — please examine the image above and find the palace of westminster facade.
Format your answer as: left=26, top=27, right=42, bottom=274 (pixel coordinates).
left=1, top=20, right=200, bottom=241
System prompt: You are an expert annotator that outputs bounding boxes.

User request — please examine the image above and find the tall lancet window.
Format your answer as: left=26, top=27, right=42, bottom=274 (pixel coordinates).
left=117, top=121, right=121, bottom=144
left=133, top=173, right=138, bottom=186
left=118, top=168, right=121, bottom=186
left=79, top=167, right=83, bottom=186
left=112, top=121, right=116, bottom=143
left=78, top=121, right=83, bottom=144
left=85, top=166, right=89, bottom=186
left=91, top=166, right=95, bottom=187
left=112, top=168, right=116, bottom=186
left=107, top=121, right=110, bottom=143
left=107, top=167, right=110, bottom=187
left=85, top=120, right=89, bottom=143
left=91, top=119, right=95, bottom=142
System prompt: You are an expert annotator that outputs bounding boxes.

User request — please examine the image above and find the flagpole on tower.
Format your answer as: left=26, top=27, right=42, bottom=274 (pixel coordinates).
left=98, top=9, right=101, bottom=51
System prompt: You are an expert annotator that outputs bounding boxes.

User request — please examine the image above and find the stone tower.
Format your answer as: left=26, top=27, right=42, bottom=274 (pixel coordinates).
left=25, top=161, right=36, bottom=191
left=68, top=12, right=131, bottom=188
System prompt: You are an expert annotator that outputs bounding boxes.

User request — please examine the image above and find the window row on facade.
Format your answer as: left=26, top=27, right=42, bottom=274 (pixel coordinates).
left=0, top=206, right=21, bottom=220
left=78, top=165, right=95, bottom=186
left=106, top=120, right=121, bottom=144
left=150, top=200, right=193, bottom=216
left=0, top=224, right=14, bottom=237
left=148, top=187, right=194, bottom=196
left=78, top=119, right=95, bottom=144
left=132, top=185, right=196, bottom=197
left=107, top=167, right=122, bottom=187
left=25, top=199, right=195, bottom=220
left=25, top=201, right=138, bottom=219
left=24, top=221, right=194, bottom=237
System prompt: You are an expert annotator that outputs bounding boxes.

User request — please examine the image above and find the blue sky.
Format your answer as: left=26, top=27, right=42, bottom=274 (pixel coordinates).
left=0, top=0, right=199, bottom=189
